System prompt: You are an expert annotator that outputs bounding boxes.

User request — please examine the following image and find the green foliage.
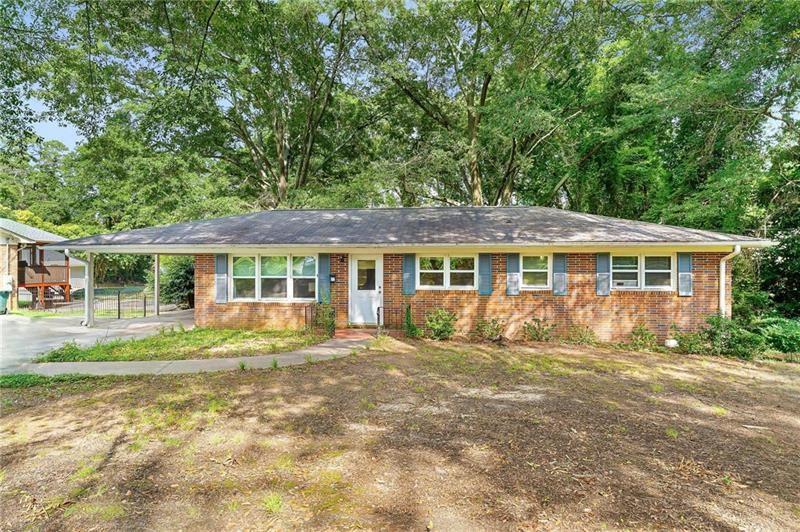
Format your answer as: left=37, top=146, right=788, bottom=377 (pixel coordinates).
left=403, top=305, right=420, bottom=338
left=424, top=309, right=457, bottom=340
left=628, top=323, right=658, bottom=351
left=311, top=303, right=336, bottom=338
left=522, top=318, right=555, bottom=342
left=762, top=230, right=800, bottom=318
left=563, top=325, right=598, bottom=345
left=0, top=373, right=94, bottom=389
left=148, top=256, right=195, bottom=308
left=473, top=318, right=505, bottom=343
left=756, top=318, right=800, bottom=354
left=674, top=316, right=767, bottom=361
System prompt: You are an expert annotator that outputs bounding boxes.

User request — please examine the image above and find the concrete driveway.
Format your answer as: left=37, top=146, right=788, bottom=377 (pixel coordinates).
left=0, top=310, right=195, bottom=373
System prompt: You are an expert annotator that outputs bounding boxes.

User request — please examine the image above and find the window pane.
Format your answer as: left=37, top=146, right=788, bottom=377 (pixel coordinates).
left=232, top=256, right=256, bottom=277
left=523, top=271, right=548, bottom=287
left=612, top=256, right=638, bottom=270
left=450, top=256, right=474, bottom=270
left=450, top=272, right=474, bottom=287
left=419, top=272, right=444, bottom=286
left=233, top=278, right=255, bottom=298
left=419, top=257, right=444, bottom=271
left=261, top=278, right=287, bottom=298
left=612, top=272, right=638, bottom=287
left=523, top=255, right=548, bottom=270
left=293, top=278, right=316, bottom=299
left=292, top=256, right=316, bottom=276
left=358, top=260, right=376, bottom=290
left=645, top=256, right=671, bottom=270
left=645, top=272, right=671, bottom=287
left=261, top=256, right=287, bottom=276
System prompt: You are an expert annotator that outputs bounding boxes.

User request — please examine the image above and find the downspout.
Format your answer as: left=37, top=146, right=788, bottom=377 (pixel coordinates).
left=719, top=245, right=741, bottom=318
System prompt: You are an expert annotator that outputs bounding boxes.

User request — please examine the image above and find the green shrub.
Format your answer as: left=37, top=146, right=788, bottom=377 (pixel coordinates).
left=628, top=323, right=658, bottom=351
left=403, top=305, right=421, bottom=338
left=311, top=303, right=336, bottom=337
left=522, top=318, right=555, bottom=342
left=0, top=373, right=94, bottom=389
left=756, top=317, right=800, bottom=353
left=473, top=318, right=505, bottom=342
left=563, top=324, right=597, bottom=345
left=674, top=315, right=767, bottom=360
left=425, top=308, right=457, bottom=340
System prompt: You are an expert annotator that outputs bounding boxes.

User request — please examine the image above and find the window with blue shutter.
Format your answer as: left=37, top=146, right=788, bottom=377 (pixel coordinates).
left=318, top=253, right=331, bottom=303
left=678, top=252, right=693, bottom=296
left=506, top=253, right=520, bottom=295
left=596, top=253, right=611, bottom=296
left=478, top=253, right=493, bottom=295
left=402, top=254, right=416, bottom=295
left=215, top=254, right=228, bottom=303
left=552, top=253, right=567, bottom=296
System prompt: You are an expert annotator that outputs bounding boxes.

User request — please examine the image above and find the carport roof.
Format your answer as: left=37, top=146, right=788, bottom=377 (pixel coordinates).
left=46, top=207, right=772, bottom=251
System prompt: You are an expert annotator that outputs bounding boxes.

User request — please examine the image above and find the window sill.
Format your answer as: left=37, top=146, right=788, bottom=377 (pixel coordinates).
left=612, top=288, right=674, bottom=293
left=416, top=286, right=477, bottom=291
left=521, top=286, right=551, bottom=291
left=228, top=298, right=317, bottom=303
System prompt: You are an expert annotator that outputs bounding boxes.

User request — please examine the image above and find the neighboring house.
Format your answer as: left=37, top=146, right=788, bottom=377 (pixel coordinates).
left=49, top=207, right=771, bottom=341
left=0, top=218, right=80, bottom=310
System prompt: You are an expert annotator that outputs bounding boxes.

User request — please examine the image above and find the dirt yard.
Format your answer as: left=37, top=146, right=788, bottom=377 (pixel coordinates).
left=2, top=338, right=799, bottom=530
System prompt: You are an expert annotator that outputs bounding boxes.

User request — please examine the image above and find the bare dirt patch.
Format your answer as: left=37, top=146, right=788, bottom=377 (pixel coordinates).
left=2, top=340, right=799, bottom=530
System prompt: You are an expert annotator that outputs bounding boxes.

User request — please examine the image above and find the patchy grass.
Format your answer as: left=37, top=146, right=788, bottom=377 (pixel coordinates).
left=35, top=327, right=323, bottom=362
left=0, top=373, right=98, bottom=389
left=2, top=339, right=799, bottom=530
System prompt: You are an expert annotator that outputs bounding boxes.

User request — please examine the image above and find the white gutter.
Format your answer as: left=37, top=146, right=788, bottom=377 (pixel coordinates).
left=719, top=245, right=741, bottom=317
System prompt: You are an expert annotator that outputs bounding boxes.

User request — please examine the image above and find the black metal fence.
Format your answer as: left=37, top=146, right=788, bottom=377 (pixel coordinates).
left=22, top=289, right=176, bottom=319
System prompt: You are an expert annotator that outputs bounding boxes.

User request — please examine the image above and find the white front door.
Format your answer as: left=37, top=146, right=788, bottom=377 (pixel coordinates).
left=349, top=255, right=382, bottom=325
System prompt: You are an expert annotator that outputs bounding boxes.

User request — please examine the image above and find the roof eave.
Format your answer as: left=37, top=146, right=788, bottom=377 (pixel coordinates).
left=45, top=239, right=775, bottom=254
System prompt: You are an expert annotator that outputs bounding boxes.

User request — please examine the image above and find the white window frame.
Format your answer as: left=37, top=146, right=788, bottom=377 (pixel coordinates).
left=230, top=255, right=258, bottom=300
left=229, top=253, right=318, bottom=302
left=521, top=254, right=552, bottom=290
left=643, top=255, right=675, bottom=291
left=416, top=254, right=478, bottom=290
left=610, top=253, right=675, bottom=292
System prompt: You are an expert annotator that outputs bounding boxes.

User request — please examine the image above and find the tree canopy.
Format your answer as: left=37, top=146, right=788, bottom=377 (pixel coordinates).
left=0, top=0, right=798, bottom=311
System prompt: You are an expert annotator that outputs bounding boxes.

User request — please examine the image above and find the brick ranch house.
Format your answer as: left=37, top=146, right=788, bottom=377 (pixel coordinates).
left=49, top=207, right=771, bottom=341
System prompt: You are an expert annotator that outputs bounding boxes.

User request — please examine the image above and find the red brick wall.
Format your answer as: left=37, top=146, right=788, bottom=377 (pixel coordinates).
left=383, top=252, right=730, bottom=342
left=195, top=252, right=729, bottom=341
left=195, top=253, right=350, bottom=330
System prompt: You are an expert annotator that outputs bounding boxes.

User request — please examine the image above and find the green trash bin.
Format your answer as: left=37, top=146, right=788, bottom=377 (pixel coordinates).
left=0, top=291, right=9, bottom=315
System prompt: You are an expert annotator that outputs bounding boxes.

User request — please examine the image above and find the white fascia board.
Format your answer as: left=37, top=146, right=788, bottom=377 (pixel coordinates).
left=47, top=240, right=773, bottom=255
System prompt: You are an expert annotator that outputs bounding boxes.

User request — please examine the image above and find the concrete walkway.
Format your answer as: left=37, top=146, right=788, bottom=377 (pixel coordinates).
left=18, top=331, right=373, bottom=376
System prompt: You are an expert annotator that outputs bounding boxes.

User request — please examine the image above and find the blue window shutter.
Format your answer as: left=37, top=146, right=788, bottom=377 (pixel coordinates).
left=318, top=253, right=331, bottom=303
left=678, top=252, right=693, bottom=296
left=506, top=253, right=520, bottom=295
left=596, top=252, right=610, bottom=296
left=478, top=253, right=493, bottom=295
left=214, top=254, right=228, bottom=303
left=552, top=253, right=567, bottom=296
left=402, top=254, right=416, bottom=295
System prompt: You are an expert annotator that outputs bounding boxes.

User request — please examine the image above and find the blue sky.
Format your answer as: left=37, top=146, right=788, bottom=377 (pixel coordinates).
left=30, top=98, right=81, bottom=149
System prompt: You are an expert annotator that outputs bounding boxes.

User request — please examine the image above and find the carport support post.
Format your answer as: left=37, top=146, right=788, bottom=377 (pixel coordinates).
left=84, top=252, right=95, bottom=327
left=154, top=254, right=160, bottom=316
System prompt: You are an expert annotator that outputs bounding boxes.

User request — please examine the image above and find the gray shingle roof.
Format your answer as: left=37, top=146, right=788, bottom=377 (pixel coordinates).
left=50, top=207, right=769, bottom=250
left=0, top=218, right=65, bottom=243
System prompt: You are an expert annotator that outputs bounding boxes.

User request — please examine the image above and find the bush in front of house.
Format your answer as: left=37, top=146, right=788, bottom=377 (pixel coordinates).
left=755, top=317, right=800, bottom=354
left=473, top=318, right=505, bottom=343
left=522, top=318, right=555, bottom=342
left=425, top=308, right=457, bottom=340
left=403, top=305, right=421, bottom=338
left=673, top=315, right=767, bottom=360
left=628, top=323, right=658, bottom=351
left=563, top=324, right=598, bottom=345
left=312, top=303, right=336, bottom=337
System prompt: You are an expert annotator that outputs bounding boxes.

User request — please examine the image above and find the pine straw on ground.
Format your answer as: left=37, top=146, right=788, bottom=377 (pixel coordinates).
left=2, top=337, right=799, bottom=530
